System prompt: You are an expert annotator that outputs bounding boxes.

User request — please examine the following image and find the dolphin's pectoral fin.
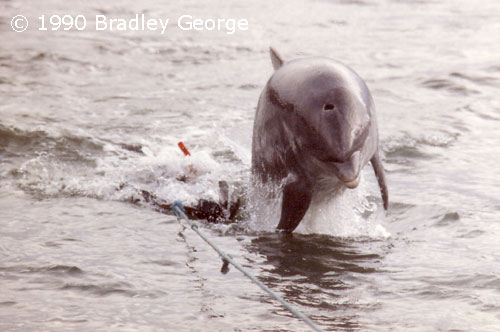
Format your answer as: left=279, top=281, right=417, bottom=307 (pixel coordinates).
left=270, top=47, right=284, bottom=70
left=276, top=179, right=313, bottom=233
left=371, top=151, right=389, bottom=210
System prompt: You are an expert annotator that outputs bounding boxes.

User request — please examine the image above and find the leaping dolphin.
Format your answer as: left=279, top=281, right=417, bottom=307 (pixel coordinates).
left=251, top=48, right=388, bottom=233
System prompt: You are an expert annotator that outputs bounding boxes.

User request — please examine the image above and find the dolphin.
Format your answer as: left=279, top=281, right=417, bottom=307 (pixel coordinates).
left=251, top=48, right=388, bottom=233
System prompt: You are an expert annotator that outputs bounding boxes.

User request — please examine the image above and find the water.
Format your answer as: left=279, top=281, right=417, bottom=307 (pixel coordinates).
left=1, top=0, right=500, bottom=331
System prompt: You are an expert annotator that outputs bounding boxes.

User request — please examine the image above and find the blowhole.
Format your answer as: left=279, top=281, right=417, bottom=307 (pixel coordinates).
left=324, top=103, right=335, bottom=111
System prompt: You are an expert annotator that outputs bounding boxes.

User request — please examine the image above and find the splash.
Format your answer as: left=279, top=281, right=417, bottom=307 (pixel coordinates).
left=9, top=127, right=242, bottom=207
left=247, top=173, right=390, bottom=239
left=7, top=125, right=388, bottom=239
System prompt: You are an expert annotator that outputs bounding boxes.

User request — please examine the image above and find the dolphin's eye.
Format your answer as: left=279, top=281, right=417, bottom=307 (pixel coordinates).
left=323, top=103, right=335, bottom=111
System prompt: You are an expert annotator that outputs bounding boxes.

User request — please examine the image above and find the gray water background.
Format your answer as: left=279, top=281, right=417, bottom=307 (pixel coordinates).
left=1, top=0, right=500, bottom=331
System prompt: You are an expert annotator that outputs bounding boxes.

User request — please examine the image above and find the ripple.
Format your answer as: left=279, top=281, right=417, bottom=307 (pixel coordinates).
left=60, top=281, right=136, bottom=297
left=385, top=144, right=434, bottom=160
left=421, top=77, right=479, bottom=95
left=326, top=0, right=374, bottom=6
left=247, top=234, right=382, bottom=281
left=423, top=274, right=500, bottom=293
left=146, top=259, right=180, bottom=267
left=0, top=301, right=17, bottom=307
left=238, top=83, right=260, bottom=90
left=0, top=264, right=85, bottom=277
left=47, top=265, right=85, bottom=276
left=461, top=104, right=500, bottom=121
left=47, top=318, right=88, bottom=324
left=457, top=229, right=485, bottom=239
left=450, top=72, right=499, bottom=86
left=434, top=212, right=460, bottom=227
left=0, top=76, right=12, bottom=85
left=29, top=51, right=109, bottom=72
left=383, top=130, right=459, bottom=167
left=0, top=124, right=103, bottom=160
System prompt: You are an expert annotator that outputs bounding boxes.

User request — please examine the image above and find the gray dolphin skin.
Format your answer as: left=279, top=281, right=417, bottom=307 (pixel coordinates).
left=251, top=48, right=389, bottom=233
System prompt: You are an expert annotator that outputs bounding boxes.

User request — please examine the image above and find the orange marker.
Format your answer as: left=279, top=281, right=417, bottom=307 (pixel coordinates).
left=178, top=141, right=191, bottom=156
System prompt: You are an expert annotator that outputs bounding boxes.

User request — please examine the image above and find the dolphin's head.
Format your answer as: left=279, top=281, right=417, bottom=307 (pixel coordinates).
left=308, top=82, right=371, bottom=188
left=268, top=50, right=375, bottom=188
left=300, top=77, right=372, bottom=188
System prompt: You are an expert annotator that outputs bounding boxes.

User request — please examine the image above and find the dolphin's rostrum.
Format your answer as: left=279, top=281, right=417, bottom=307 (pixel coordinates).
left=251, top=48, right=389, bottom=233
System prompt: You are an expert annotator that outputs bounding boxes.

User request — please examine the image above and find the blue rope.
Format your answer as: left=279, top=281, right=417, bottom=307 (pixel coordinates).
left=171, top=200, right=325, bottom=332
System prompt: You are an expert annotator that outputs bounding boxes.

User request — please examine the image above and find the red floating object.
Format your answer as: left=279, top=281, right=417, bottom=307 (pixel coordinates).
left=178, top=141, right=191, bottom=156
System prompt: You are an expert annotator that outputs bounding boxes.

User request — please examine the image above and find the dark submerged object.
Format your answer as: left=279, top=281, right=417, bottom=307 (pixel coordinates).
left=136, top=181, right=243, bottom=223
left=251, top=48, right=389, bottom=233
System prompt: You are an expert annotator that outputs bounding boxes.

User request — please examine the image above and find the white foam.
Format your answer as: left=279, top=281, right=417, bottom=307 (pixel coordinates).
left=248, top=173, right=391, bottom=239
left=13, top=126, right=389, bottom=240
left=246, top=180, right=283, bottom=232
left=16, top=137, right=241, bottom=207
left=98, top=144, right=233, bottom=205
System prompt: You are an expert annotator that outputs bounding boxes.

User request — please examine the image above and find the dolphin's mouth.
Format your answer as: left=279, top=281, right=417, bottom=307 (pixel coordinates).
left=329, top=151, right=361, bottom=189
left=342, top=176, right=360, bottom=189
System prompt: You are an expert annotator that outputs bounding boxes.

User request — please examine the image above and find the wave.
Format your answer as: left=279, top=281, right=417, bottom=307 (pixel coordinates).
left=246, top=172, right=390, bottom=239
left=420, top=70, right=499, bottom=96
left=421, top=77, right=478, bottom=95
left=0, top=264, right=84, bottom=277
left=1, top=123, right=246, bottom=213
left=2, top=122, right=391, bottom=238
left=0, top=124, right=103, bottom=161
left=382, top=130, right=459, bottom=170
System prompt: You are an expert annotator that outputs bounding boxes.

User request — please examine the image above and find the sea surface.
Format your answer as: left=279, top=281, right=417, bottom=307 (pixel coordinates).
left=1, top=0, right=500, bottom=331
